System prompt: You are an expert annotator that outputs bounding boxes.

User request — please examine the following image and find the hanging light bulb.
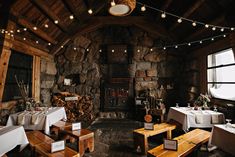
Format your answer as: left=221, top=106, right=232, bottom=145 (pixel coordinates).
left=48, top=43, right=51, bottom=46
left=177, top=18, right=182, bottom=23
left=205, top=24, right=209, bottom=28
left=212, top=27, right=216, bottom=31
left=54, top=20, right=59, bottom=24
left=163, top=47, right=166, bottom=50
left=99, top=49, right=102, bottom=52
left=23, top=28, right=27, bottom=31
left=199, top=41, right=203, bottom=44
left=161, top=12, right=166, bottom=18
left=69, top=15, right=74, bottom=20
left=33, top=26, right=37, bottom=30
left=88, top=9, right=93, bottom=14
left=111, top=0, right=116, bottom=6
left=192, top=22, right=197, bottom=27
left=188, top=43, right=191, bottom=46
left=175, top=45, right=178, bottom=48
left=141, top=5, right=146, bottom=12
left=220, top=28, right=224, bottom=32
left=61, top=45, right=64, bottom=48
left=73, top=47, right=77, bottom=50
left=223, top=34, right=226, bottom=38
left=211, top=38, right=214, bottom=41
left=44, top=24, right=49, bottom=28
left=17, top=29, right=20, bottom=33
left=36, top=40, right=39, bottom=44
left=231, top=27, right=234, bottom=31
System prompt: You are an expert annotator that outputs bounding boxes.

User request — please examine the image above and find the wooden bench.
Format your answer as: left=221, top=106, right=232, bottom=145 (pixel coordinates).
left=63, top=128, right=94, bottom=157
left=133, top=123, right=176, bottom=154
left=51, top=121, right=72, bottom=136
left=26, top=131, right=54, bottom=156
left=147, top=129, right=211, bottom=157
left=35, top=142, right=79, bottom=157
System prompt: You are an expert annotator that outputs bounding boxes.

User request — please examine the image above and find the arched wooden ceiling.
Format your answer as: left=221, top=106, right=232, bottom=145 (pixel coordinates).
left=1, top=0, right=235, bottom=55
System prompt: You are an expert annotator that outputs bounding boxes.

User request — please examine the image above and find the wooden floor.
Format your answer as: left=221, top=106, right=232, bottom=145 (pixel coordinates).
left=6, top=118, right=231, bottom=157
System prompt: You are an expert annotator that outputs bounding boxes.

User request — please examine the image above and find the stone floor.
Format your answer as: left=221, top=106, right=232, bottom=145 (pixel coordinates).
left=6, top=118, right=232, bottom=157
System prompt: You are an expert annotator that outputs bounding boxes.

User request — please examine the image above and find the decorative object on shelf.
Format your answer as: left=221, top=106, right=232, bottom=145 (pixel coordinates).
left=194, top=93, right=211, bottom=109
left=109, top=0, right=136, bottom=16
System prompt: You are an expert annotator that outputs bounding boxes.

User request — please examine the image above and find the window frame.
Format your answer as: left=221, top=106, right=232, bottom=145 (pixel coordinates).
left=207, top=48, right=235, bottom=102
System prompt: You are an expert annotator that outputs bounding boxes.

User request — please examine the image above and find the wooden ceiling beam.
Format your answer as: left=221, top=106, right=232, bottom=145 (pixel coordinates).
left=170, top=0, right=205, bottom=31
left=31, top=0, right=68, bottom=32
left=185, top=15, right=225, bottom=41
left=11, top=10, right=57, bottom=44
left=51, top=16, right=174, bottom=55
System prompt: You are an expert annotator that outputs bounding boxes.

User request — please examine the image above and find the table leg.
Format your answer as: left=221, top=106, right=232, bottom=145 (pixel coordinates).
left=167, top=130, right=172, bottom=139
left=133, top=132, right=148, bottom=154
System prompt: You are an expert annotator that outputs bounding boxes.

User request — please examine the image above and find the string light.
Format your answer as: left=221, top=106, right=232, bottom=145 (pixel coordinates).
left=88, top=9, right=93, bottom=15
left=212, top=27, right=216, bottom=31
left=136, top=2, right=234, bottom=31
left=161, top=12, right=166, bottom=18
left=141, top=5, right=146, bottom=12
left=23, top=37, right=26, bottom=40
left=69, top=15, right=74, bottom=20
left=177, top=18, right=182, bottom=23
left=111, top=0, right=116, bottom=6
left=54, top=20, right=59, bottom=24
left=44, top=24, right=49, bottom=28
left=33, top=26, right=37, bottom=30
left=48, top=42, right=51, bottom=46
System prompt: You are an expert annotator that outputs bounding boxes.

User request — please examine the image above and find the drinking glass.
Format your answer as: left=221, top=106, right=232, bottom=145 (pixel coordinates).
left=187, top=103, right=191, bottom=108
left=225, top=119, right=232, bottom=128
left=176, top=103, right=179, bottom=108
left=213, top=105, right=217, bottom=112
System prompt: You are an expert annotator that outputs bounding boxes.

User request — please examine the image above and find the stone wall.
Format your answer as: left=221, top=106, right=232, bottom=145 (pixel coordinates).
left=40, top=58, right=57, bottom=106
left=54, top=26, right=181, bottom=116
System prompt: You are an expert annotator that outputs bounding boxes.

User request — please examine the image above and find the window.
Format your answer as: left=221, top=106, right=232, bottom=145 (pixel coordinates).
left=207, top=48, right=235, bottom=101
left=2, top=51, right=33, bottom=101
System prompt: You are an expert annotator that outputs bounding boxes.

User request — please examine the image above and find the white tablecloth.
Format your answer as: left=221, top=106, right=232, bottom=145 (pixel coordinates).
left=167, top=107, right=225, bottom=131
left=6, top=107, right=67, bottom=134
left=0, top=126, right=29, bottom=156
left=209, top=124, right=235, bottom=155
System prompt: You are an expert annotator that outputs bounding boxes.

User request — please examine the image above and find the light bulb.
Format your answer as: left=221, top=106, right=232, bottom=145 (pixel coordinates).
left=163, top=47, right=166, bottom=50
left=199, top=41, right=202, bottom=44
left=211, top=38, right=214, bottom=41
left=220, top=28, right=224, bottom=32
left=205, top=24, right=209, bottom=28
left=44, top=24, right=49, bottom=28
left=54, top=20, right=59, bottom=24
left=69, top=15, right=74, bottom=20
left=188, top=43, right=191, bottom=46
left=231, top=27, right=234, bottom=31
left=33, top=26, right=37, bottom=30
left=212, top=27, right=216, bottom=31
left=141, top=5, right=146, bottom=12
left=111, top=1, right=116, bottom=6
left=61, top=45, right=64, bottom=48
left=23, top=37, right=26, bottom=40
left=177, top=18, right=182, bottom=23
left=88, top=9, right=93, bottom=14
left=223, top=34, right=226, bottom=37
left=161, top=12, right=166, bottom=18
left=192, top=22, right=196, bottom=27
left=48, top=43, right=51, bottom=46
left=175, top=45, right=178, bottom=48
left=17, top=29, right=20, bottom=33
left=36, top=40, right=39, bottom=44
left=23, top=28, right=27, bottom=31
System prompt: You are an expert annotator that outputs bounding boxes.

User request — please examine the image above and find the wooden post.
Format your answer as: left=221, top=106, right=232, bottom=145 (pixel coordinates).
left=32, top=56, right=41, bottom=102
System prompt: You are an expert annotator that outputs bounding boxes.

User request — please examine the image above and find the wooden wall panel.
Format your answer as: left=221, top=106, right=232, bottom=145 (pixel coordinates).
left=32, top=56, right=41, bottom=102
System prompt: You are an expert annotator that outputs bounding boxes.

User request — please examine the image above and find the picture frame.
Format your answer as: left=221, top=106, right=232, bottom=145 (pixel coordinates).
left=72, top=122, right=81, bottom=131
left=144, top=122, right=154, bottom=130
left=163, top=139, right=178, bottom=151
left=51, top=140, right=65, bottom=153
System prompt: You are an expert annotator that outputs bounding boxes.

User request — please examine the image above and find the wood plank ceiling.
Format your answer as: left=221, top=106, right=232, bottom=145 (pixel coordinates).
left=1, top=0, right=235, bottom=55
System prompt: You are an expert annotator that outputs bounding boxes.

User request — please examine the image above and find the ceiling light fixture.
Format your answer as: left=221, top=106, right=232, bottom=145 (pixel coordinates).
left=109, top=0, right=136, bottom=16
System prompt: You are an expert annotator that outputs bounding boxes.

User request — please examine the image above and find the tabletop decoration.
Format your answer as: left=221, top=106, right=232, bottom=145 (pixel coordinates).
left=194, top=93, right=211, bottom=110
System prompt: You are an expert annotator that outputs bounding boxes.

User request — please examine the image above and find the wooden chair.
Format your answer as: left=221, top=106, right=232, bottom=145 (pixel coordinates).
left=133, top=123, right=176, bottom=154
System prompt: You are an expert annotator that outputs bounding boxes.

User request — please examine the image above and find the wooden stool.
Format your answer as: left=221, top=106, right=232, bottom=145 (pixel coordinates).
left=26, top=131, right=54, bottom=157
left=133, top=123, right=176, bottom=155
left=63, top=129, right=94, bottom=157
left=51, top=121, right=72, bottom=136
left=35, top=142, right=80, bottom=157
left=147, top=129, right=211, bottom=157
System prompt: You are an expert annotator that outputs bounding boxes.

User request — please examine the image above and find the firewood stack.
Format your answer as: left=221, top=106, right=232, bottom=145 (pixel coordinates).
left=52, top=92, right=95, bottom=126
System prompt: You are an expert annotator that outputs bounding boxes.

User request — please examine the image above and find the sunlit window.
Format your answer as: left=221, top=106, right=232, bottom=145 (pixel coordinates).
left=207, top=48, right=235, bottom=101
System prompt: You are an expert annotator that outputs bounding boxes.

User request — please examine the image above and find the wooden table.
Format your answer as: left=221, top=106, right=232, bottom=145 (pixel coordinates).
left=133, top=123, right=176, bottom=154
left=147, top=129, right=211, bottom=157
left=64, top=128, right=94, bottom=157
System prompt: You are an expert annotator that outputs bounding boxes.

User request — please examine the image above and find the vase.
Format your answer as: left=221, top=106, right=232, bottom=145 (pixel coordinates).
left=203, top=102, right=208, bottom=108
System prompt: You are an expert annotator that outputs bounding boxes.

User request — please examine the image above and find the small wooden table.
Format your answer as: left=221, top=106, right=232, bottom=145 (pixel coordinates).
left=64, top=128, right=94, bottom=157
left=51, top=120, right=72, bottom=136
left=147, top=129, right=211, bottom=157
left=133, top=123, right=176, bottom=154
